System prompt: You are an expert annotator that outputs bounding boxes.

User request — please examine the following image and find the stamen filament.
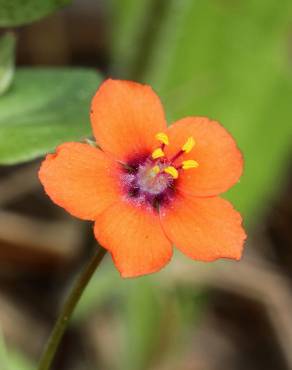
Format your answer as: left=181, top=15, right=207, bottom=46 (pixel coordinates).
left=170, top=150, right=184, bottom=163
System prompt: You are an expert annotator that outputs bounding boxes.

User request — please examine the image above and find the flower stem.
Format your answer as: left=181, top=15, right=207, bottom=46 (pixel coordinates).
left=37, top=246, right=107, bottom=370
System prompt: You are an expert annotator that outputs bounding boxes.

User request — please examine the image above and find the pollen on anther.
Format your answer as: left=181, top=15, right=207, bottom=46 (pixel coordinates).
left=164, top=166, right=178, bottom=179
left=155, top=132, right=169, bottom=146
left=182, top=159, right=199, bottom=169
left=152, top=148, right=165, bottom=159
left=182, top=137, right=195, bottom=153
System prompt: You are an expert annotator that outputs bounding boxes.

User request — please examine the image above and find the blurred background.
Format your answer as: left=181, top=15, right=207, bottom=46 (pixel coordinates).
left=0, top=0, right=292, bottom=369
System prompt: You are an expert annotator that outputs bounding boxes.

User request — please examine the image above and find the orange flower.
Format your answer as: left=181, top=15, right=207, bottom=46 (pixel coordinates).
left=39, top=79, right=246, bottom=278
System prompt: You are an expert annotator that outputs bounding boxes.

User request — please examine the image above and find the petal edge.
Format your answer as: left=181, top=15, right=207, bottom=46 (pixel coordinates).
left=39, top=142, right=121, bottom=220
left=160, top=194, right=246, bottom=262
left=94, top=201, right=172, bottom=278
left=165, top=117, right=243, bottom=196
left=90, top=79, right=167, bottom=161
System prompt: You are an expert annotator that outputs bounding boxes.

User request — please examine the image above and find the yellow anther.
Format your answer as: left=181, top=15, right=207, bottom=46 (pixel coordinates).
left=182, top=136, right=195, bottom=153
left=182, top=160, right=199, bottom=170
left=155, top=132, right=169, bottom=146
left=164, top=166, right=179, bottom=179
left=151, top=165, right=160, bottom=175
left=152, top=148, right=165, bottom=159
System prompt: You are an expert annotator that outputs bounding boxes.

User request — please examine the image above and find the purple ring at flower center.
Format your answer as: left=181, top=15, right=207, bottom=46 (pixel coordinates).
left=120, top=153, right=176, bottom=210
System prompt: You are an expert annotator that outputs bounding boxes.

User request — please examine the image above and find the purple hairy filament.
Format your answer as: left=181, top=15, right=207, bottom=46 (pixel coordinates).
left=119, top=134, right=198, bottom=210
left=121, top=155, right=176, bottom=210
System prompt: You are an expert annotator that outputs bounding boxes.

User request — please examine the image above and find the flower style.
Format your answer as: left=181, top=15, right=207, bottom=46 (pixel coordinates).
left=39, top=79, right=246, bottom=278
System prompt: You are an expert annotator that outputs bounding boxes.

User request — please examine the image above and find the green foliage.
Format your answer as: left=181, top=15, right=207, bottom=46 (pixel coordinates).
left=0, top=0, right=71, bottom=26
left=74, top=263, right=163, bottom=370
left=120, top=279, right=162, bottom=370
left=73, top=262, right=119, bottom=322
left=139, top=0, right=292, bottom=225
left=0, top=68, right=102, bottom=165
left=109, top=0, right=155, bottom=77
left=74, top=259, right=206, bottom=370
left=0, top=332, right=33, bottom=370
left=0, top=33, right=16, bottom=95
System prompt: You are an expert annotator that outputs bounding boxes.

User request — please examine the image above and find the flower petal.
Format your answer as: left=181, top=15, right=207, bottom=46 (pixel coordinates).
left=39, top=142, right=122, bottom=221
left=160, top=194, right=246, bottom=261
left=90, top=79, right=167, bottom=161
left=94, top=201, right=172, bottom=278
left=165, top=117, right=243, bottom=196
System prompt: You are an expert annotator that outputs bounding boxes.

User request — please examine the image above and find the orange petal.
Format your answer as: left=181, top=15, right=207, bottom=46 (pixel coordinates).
left=94, top=201, right=172, bottom=278
left=90, top=79, right=167, bottom=161
left=165, top=117, right=243, bottom=196
left=39, top=142, right=122, bottom=221
left=160, top=194, right=246, bottom=261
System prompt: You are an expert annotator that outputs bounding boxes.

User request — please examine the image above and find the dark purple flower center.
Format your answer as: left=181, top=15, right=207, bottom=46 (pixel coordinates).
left=120, top=154, right=176, bottom=210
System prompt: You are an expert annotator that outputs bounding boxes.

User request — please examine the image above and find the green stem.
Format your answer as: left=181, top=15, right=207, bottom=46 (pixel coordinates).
left=37, top=247, right=107, bottom=370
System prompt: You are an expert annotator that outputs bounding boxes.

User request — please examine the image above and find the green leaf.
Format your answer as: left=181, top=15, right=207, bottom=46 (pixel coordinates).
left=0, top=33, right=16, bottom=95
left=0, top=0, right=71, bottom=27
left=0, top=68, right=102, bottom=165
left=142, top=0, right=292, bottom=226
